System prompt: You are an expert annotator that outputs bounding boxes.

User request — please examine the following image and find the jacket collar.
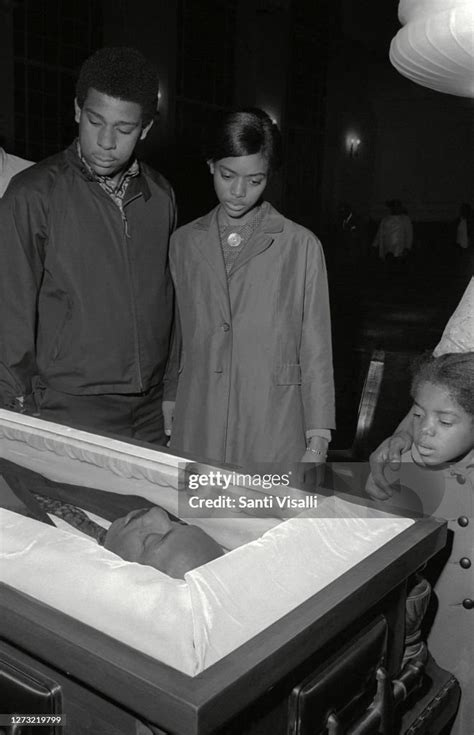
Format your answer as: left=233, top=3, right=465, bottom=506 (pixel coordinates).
left=193, top=202, right=284, bottom=234
left=64, top=141, right=151, bottom=202
left=191, top=202, right=284, bottom=281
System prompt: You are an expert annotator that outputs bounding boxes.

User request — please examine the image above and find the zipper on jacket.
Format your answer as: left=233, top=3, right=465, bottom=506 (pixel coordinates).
left=121, top=192, right=142, bottom=239
left=121, top=210, right=130, bottom=238
left=96, top=185, right=144, bottom=391
left=122, top=198, right=144, bottom=391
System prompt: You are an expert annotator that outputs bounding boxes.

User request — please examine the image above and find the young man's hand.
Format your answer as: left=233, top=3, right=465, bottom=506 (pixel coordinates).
left=162, top=400, right=175, bottom=443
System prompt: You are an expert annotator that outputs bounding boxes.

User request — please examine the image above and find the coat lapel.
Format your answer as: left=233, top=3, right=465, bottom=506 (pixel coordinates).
left=229, top=203, right=285, bottom=275
left=189, top=203, right=285, bottom=283
left=191, top=207, right=229, bottom=292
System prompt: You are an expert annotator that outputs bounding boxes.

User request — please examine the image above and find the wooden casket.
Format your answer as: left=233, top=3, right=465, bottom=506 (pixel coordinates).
left=0, top=410, right=447, bottom=735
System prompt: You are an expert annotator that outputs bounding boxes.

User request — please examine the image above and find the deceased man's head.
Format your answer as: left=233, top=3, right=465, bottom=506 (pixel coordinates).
left=104, top=507, right=224, bottom=579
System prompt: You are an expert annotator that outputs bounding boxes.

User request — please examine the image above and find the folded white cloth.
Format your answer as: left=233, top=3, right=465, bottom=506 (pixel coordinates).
left=0, top=508, right=198, bottom=674
left=434, top=277, right=474, bottom=355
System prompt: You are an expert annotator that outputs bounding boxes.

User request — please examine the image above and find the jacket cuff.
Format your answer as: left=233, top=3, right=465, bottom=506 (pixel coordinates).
left=305, top=429, right=331, bottom=441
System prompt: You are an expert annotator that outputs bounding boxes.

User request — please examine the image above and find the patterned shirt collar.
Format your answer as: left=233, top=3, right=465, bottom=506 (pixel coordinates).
left=218, top=201, right=267, bottom=237
left=75, top=139, right=139, bottom=212
left=217, top=202, right=268, bottom=275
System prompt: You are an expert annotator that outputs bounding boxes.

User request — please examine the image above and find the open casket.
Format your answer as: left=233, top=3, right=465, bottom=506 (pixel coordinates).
left=0, top=410, right=447, bottom=734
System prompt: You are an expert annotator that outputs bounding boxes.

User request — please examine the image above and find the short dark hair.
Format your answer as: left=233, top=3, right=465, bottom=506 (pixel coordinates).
left=411, top=351, right=474, bottom=417
left=76, top=47, right=158, bottom=126
left=206, top=108, right=282, bottom=172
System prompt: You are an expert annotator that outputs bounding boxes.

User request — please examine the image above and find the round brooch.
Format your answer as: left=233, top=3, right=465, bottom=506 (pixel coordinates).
left=227, top=233, right=243, bottom=248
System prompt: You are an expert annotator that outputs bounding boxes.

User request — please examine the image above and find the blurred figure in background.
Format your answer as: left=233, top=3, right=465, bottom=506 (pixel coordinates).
left=372, top=199, right=413, bottom=266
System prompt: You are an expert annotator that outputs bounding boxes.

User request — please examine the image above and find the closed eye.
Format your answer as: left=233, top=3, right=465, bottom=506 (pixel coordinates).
left=143, top=528, right=173, bottom=550
left=123, top=507, right=150, bottom=526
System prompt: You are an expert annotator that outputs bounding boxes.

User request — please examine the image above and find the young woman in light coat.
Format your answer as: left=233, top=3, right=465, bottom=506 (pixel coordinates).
left=163, top=109, right=335, bottom=470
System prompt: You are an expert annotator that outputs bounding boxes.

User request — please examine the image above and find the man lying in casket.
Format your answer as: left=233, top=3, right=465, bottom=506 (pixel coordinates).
left=104, top=507, right=224, bottom=578
left=0, top=457, right=224, bottom=578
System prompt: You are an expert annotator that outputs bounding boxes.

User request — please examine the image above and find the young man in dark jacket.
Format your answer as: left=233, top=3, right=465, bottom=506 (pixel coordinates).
left=0, top=47, right=176, bottom=443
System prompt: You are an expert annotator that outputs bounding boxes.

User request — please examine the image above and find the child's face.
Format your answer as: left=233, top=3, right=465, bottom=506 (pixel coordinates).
left=209, top=153, right=269, bottom=224
left=412, top=381, right=474, bottom=465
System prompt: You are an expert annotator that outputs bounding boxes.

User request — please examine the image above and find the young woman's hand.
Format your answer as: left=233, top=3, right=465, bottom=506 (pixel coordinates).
left=300, top=436, right=328, bottom=464
left=294, top=437, right=327, bottom=490
left=365, top=431, right=413, bottom=499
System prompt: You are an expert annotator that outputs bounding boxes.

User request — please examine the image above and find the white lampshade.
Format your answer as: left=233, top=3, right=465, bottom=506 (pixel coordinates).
left=390, top=0, right=474, bottom=98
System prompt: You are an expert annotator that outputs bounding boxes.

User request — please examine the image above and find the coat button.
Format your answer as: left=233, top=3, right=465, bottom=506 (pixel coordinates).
left=462, top=598, right=473, bottom=610
left=222, top=322, right=230, bottom=332
left=459, top=558, right=471, bottom=569
left=457, top=516, right=469, bottom=527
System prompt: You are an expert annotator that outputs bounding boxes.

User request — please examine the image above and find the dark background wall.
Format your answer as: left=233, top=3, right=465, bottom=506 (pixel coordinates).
left=1, top=0, right=472, bottom=230
left=1, top=0, right=472, bottom=448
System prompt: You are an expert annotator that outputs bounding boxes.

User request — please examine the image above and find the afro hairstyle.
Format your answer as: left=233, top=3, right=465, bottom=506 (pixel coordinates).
left=410, top=351, right=474, bottom=418
left=76, top=47, right=159, bottom=126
